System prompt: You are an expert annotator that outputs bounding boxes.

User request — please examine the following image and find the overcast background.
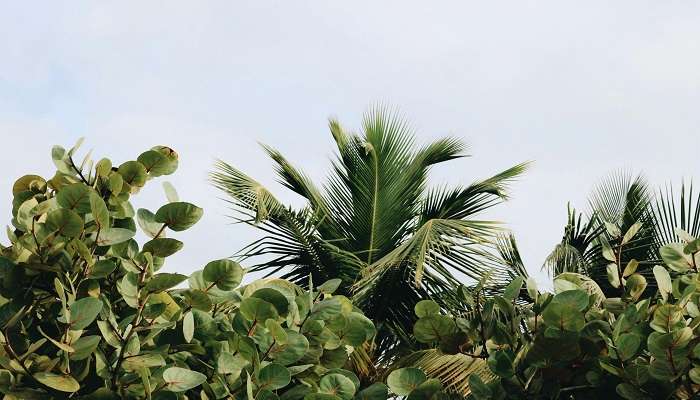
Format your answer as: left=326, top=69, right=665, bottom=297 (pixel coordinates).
left=1, top=2, right=699, bottom=287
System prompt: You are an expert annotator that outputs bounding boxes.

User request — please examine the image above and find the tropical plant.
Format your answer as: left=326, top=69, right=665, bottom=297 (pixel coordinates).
left=211, top=108, right=528, bottom=365
left=542, top=173, right=693, bottom=295
left=408, top=221, right=700, bottom=399
left=0, top=140, right=379, bottom=399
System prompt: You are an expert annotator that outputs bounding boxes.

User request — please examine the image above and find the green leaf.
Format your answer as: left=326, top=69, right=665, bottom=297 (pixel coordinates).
left=96, top=228, right=135, bottom=246
left=258, top=363, right=291, bottom=390
left=387, top=368, right=426, bottom=396
left=163, top=181, right=179, bottom=202
left=33, top=372, right=80, bottom=392
left=317, top=279, right=342, bottom=294
left=602, top=240, right=616, bottom=262
left=319, top=373, right=356, bottom=400
left=203, top=259, right=244, bottom=290
left=162, top=367, right=207, bottom=392
left=660, top=243, right=692, bottom=272
left=488, top=350, right=515, bottom=378
left=617, top=333, right=641, bottom=361
left=503, top=277, right=524, bottom=300
left=251, top=288, right=289, bottom=315
left=355, top=383, right=388, bottom=400
left=155, top=202, right=203, bottom=231
left=137, top=208, right=164, bottom=238
left=217, top=352, right=247, bottom=375
left=45, top=208, right=84, bottom=238
left=123, top=353, right=166, bottom=372
left=56, top=183, right=92, bottom=213
left=143, top=238, right=183, bottom=257
left=89, top=259, right=117, bottom=279
left=623, top=259, right=639, bottom=278
left=552, top=290, right=589, bottom=311
left=145, top=273, right=188, bottom=293
left=625, top=274, right=647, bottom=301
left=542, top=302, right=585, bottom=331
left=605, top=221, right=621, bottom=238
left=653, top=265, right=672, bottom=301
left=138, top=150, right=176, bottom=177
left=118, top=160, right=148, bottom=188
left=90, top=192, right=109, bottom=229
left=406, top=379, right=442, bottom=400
left=240, top=297, right=278, bottom=322
left=183, top=310, right=194, bottom=343
left=71, top=335, right=101, bottom=360
left=607, top=263, right=620, bottom=288
left=70, top=297, right=103, bottom=330
left=621, top=222, right=642, bottom=245
left=414, top=300, right=440, bottom=318
left=183, top=289, right=213, bottom=311
left=266, top=319, right=288, bottom=344
left=413, top=315, right=456, bottom=343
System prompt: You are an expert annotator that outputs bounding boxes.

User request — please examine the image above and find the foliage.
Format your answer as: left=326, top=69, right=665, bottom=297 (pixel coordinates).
left=0, top=140, right=378, bottom=399
left=409, top=220, right=700, bottom=399
left=211, top=107, right=529, bottom=363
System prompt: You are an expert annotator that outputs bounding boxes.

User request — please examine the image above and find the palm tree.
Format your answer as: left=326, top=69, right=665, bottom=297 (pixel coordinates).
left=211, top=107, right=528, bottom=367
left=543, top=172, right=700, bottom=295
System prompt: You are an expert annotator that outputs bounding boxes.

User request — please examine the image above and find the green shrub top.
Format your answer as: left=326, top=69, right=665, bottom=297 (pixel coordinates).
left=0, top=140, right=381, bottom=399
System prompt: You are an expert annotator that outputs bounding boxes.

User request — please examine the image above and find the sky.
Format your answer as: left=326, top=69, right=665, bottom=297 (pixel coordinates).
left=1, top=1, right=699, bottom=287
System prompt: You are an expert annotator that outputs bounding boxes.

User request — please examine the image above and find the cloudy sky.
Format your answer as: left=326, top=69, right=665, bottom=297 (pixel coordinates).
left=1, top=2, right=699, bottom=286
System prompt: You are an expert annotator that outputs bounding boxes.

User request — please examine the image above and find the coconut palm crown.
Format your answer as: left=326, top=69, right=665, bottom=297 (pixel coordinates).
left=211, top=107, right=528, bottom=362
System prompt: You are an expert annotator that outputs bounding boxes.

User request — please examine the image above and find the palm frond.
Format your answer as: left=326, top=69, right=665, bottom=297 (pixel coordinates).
left=654, top=181, right=700, bottom=245
left=496, top=232, right=529, bottom=279
left=211, top=160, right=285, bottom=223
left=394, top=350, right=495, bottom=397
left=420, top=163, right=529, bottom=223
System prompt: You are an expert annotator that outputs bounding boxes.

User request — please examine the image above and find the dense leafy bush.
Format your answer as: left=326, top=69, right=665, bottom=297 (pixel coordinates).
left=412, top=222, right=700, bottom=399
left=0, top=141, right=380, bottom=399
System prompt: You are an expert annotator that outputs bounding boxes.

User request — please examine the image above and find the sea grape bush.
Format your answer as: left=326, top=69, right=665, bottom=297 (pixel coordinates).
left=0, top=141, right=380, bottom=399
left=412, top=222, right=700, bottom=399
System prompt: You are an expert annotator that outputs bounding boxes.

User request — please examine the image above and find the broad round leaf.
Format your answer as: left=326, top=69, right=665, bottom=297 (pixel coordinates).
left=155, top=202, right=203, bottom=231
left=406, top=378, right=442, bottom=400
left=240, top=297, right=278, bottom=322
left=13, top=174, right=46, bottom=195
left=56, top=183, right=92, bottom=213
left=138, top=150, right=176, bottom=177
left=319, top=373, right=356, bottom=400
left=251, top=288, right=289, bottom=315
left=413, top=315, right=456, bottom=343
left=118, top=161, right=148, bottom=188
left=414, top=300, right=440, bottom=318
left=258, top=363, right=291, bottom=390
left=203, top=259, right=243, bottom=290
left=45, top=208, right=84, bottom=238
left=137, top=208, right=163, bottom=238
left=387, top=368, right=426, bottom=396
left=269, top=331, right=309, bottom=365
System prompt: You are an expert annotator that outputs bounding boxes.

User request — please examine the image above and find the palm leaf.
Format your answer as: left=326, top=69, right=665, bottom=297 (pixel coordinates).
left=394, top=350, right=495, bottom=397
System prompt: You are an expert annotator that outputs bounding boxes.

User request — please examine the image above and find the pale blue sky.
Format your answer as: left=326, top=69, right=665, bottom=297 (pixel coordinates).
left=1, top=2, right=699, bottom=286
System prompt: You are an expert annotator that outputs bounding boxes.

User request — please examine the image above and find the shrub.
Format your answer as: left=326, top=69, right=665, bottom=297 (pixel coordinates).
left=412, top=223, right=700, bottom=399
left=0, top=140, right=379, bottom=399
